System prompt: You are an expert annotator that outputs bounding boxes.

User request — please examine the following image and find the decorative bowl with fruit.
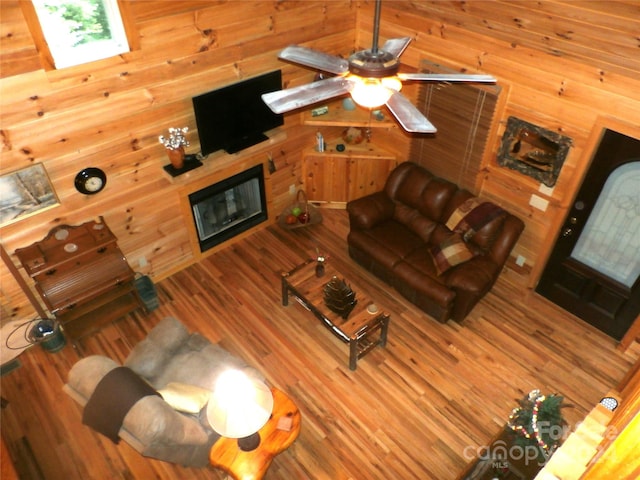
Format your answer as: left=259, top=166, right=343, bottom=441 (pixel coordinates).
left=277, top=190, right=323, bottom=229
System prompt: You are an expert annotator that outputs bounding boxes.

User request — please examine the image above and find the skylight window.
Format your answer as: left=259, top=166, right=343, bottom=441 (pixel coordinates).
left=32, top=0, right=129, bottom=69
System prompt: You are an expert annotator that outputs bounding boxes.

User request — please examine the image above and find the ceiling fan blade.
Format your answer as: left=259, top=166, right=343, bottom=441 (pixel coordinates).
left=381, top=37, right=412, bottom=58
left=279, top=45, right=349, bottom=76
left=262, top=76, right=355, bottom=114
left=386, top=91, right=437, bottom=133
left=398, top=73, right=496, bottom=83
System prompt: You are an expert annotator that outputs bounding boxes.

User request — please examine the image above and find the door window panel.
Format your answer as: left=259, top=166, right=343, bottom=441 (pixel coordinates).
left=571, top=161, right=640, bottom=287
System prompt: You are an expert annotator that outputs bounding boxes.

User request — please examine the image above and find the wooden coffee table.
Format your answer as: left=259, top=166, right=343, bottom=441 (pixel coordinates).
left=282, top=258, right=390, bottom=370
left=209, top=387, right=301, bottom=480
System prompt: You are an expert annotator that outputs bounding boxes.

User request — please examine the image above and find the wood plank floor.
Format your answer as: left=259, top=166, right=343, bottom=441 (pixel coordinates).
left=1, top=209, right=638, bottom=480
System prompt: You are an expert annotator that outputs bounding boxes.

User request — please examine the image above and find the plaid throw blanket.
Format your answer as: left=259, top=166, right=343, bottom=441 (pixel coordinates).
left=445, top=197, right=505, bottom=240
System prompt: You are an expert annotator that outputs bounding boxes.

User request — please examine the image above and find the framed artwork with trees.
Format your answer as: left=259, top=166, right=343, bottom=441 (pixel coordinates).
left=0, top=163, right=59, bottom=227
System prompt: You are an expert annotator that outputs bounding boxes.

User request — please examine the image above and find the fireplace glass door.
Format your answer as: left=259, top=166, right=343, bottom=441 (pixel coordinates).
left=189, top=164, right=267, bottom=252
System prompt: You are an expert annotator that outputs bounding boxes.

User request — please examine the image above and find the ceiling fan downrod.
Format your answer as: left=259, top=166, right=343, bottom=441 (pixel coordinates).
left=371, top=0, right=382, bottom=54
left=348, top=0, right=399, bottom=78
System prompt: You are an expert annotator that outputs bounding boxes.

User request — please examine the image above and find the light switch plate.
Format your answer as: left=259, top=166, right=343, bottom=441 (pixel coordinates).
left=529, top=194, right=549, bottom=211
left=538, top=184, right=554, bottom=196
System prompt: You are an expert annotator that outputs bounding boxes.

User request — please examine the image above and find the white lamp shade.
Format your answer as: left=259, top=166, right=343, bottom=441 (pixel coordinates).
left=206, top=369, right=274, bottom=438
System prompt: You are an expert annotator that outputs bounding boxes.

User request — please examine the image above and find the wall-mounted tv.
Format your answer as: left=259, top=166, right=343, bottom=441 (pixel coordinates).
left=192, top=70, right=284, bottom=156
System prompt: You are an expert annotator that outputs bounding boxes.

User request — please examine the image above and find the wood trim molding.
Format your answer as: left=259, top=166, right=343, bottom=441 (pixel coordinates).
left=19, top=0, right=54, bottom=71
left=618, top=314, right=640, bottom=352
left=529, top=116, right=640, bottom=289
left=117, top=0, right=140, bottom=52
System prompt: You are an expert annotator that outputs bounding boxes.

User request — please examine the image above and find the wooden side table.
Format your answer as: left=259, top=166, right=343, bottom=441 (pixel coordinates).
left=209, top=387, right=301, bottom=480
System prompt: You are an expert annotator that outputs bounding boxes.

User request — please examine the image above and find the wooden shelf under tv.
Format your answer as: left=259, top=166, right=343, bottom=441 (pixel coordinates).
left=164, top=128, right=287, bottom=185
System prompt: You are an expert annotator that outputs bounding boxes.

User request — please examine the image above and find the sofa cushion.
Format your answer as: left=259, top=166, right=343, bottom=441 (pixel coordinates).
left=124, top=317, right=190, bottom=381
left=417, top=177, right=459, bottom=222
left=151, top=343, right=248, bottom=391
left=392, top=203, right=439, bottom=243
left=124, top=339, right=167, bottom=382
left=83, top=366, right=160, bottom=443
left=469, top=213, right=507, bottom=252
left=429, top=233, right=478, bottom=275
left=123, top=395, right=210, bottom=446
left=65, top=355, right=119, bottom=403
left=158, top=382, right=212, bottom=414
left=147, top=316, right=191, bottom=350
left=347, top=191, right=396, bottom=230
left=388, top=165, right=458, bottom=222
left=348, top=221, right=423, bottom=272
left=445, top=255, right=498, bottom=295
left=392, top=253, right=456, bottom=308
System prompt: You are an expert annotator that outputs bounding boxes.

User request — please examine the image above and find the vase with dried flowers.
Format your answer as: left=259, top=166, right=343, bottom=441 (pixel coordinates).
left=159, top=127, right=190, bottom=169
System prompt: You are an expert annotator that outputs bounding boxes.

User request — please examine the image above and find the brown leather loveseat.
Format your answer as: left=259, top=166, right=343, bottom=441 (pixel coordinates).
left=347, top=162, right=524, bottom=323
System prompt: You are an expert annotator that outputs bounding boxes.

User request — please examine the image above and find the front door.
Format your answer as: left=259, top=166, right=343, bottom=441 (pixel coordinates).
left=536, top=129, right=640, bottom=340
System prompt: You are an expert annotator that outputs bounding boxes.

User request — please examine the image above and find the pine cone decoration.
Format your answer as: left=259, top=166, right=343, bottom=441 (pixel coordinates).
left=323, top=276, right=358, bottom=319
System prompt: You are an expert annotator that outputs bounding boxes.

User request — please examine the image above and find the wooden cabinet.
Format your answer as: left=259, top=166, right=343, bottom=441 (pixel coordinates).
left=303, top=148, right=396, bottom=205
left=301, top=100, right=397, bottom=206
left=15, top=219, right=144, bottom=341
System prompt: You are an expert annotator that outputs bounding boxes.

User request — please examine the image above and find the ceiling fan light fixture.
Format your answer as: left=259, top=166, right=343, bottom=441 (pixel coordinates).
left=350, top=77, right=393, bottom=109
left=348, top=49, right=400, bottom=78
left=381, top=76, right=402, bottom=92
left=263, top=1, right=496, bottom=133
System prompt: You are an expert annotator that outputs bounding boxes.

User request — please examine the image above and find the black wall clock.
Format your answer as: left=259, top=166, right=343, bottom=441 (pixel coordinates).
left=75, top=167, right=106, bottom=195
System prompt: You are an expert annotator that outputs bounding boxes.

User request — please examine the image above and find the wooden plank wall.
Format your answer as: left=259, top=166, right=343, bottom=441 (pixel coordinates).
left=356, top=0, right=640, bottom=286
left=2, top=1, right=639, bottom=320
left=0, top=1, right=357, bottom=320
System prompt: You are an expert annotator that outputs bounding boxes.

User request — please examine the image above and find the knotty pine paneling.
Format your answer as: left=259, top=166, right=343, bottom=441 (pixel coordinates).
left=3, top=0, right=639, bottom=321
left=0, top=1, right=356, bottom=321
left=357, top=1, right=640, bottom=288
left=404, top=0, right=640, bottom=77
left=0, top=2, right=41, bottom=77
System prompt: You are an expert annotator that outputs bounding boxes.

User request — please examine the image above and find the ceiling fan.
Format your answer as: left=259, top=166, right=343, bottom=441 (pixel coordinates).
left=262, top=0, right=496, bottom=133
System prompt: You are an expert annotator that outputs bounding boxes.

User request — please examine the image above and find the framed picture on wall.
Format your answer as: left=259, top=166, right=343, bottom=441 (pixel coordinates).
left=497, top=116, right=572, bottom=187
left=0, top=163, right=60, bottom=227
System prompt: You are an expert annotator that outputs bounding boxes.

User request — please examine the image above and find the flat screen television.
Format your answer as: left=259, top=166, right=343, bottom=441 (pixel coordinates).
left=192, top=70, right=284, bottom=155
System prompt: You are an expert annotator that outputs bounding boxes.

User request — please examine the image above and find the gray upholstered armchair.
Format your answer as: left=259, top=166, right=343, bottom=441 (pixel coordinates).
left=63, top=316, right=263, bottom=467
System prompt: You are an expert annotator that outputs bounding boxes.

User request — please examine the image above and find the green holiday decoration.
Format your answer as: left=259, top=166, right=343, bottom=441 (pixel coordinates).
left=506, top=389, right=570, bottom=462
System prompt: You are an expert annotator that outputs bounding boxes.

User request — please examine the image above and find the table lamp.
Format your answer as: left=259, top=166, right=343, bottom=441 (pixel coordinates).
left=207, top=369, right=274, bottom=451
